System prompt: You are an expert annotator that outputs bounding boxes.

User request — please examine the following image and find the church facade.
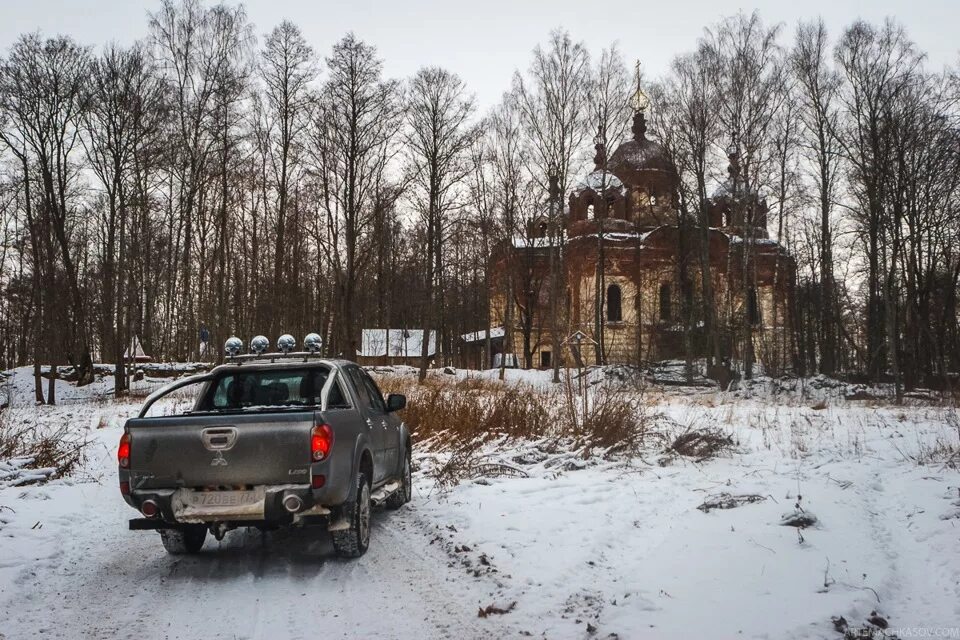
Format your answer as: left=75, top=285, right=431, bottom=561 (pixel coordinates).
left=488, top=103, right=796, bottom=373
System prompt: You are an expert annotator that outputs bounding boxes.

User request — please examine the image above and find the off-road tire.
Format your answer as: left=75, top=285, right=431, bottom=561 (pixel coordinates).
left=159, top=524, right=207, bottom=554
left=385, top=448, right=412, bottom=510
left=331, top=473, right=371, bottom=558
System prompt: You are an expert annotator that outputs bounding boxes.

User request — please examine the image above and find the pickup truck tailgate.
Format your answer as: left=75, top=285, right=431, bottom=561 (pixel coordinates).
left=125, top=411, right=316, bottom=489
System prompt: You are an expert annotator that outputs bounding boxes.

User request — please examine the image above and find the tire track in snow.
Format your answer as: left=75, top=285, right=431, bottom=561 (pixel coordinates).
left=0, top=461, right=514, bottom=640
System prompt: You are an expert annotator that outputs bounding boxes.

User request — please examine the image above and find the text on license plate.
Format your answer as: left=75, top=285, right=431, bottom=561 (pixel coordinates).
left=187, top=491, right=258, bottom=507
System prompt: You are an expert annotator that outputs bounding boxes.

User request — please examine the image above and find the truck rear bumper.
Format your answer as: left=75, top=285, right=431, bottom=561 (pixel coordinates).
left=129, top=514, right=331, bottom=531
left=128, top=484, right=332, bottom=525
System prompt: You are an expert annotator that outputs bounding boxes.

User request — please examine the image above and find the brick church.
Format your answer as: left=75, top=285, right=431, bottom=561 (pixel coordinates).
left=487, top=81, right=796, bottom=372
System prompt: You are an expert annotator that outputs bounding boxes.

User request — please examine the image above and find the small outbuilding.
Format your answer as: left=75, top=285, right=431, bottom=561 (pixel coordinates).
left=357, top=329, right=436, bottom=367
left=459, top=327, right=506, bottom=370
left=123, top=336, right=152, bottom=364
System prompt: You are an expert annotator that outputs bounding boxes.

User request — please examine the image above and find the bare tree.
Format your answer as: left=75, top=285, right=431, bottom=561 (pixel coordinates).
left=84, top=42, right=166, bottom=394
left=654, top=43, right=724, bottom=372
left=260, top=20, right=316, bottom=336
left=708, top=12, right=788, bottom=378
left=792, top=19, right=844, bottom=374
left=0, top=34, right=93, bottom=397
left=487, top=95, right=531, bottom=377
left=513, top=29, right=592, bottom=379
left=405, top=67, right=478, bottom=381
left=587, top=46, right=633, bottom=364
left=309, top=34, right=402, bottom=357
left=150, top=0, right=252, bottom=359
left=835, top=18, right=923, bottom=397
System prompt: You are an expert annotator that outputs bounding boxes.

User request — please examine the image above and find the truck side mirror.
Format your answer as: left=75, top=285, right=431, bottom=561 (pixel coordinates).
left=386, top=394, right=406, bottom=412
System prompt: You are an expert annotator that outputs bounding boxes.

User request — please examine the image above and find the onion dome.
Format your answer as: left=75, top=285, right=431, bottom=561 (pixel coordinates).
left=711, top=147, right=761, bottom=202
left=572, top=140, right=625, bottom=196
left=607, top=111, right=679, bottom=188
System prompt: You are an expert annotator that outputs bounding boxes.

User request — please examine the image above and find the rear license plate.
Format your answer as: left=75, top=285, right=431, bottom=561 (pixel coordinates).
left=185, top=490, right=259, bottom=508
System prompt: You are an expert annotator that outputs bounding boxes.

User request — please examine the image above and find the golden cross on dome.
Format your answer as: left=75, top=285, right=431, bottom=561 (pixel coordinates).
left=631, top=59, right=650, bottom=113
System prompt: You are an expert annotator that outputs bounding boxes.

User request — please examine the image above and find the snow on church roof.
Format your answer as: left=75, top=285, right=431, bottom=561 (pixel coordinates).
left=572, top=170, right=624, bottom=194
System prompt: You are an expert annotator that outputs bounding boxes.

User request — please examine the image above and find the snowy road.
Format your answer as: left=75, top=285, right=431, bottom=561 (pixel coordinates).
left=2, top=374, right=959, bottom=639
left=0, top=426, right=515, bottom=640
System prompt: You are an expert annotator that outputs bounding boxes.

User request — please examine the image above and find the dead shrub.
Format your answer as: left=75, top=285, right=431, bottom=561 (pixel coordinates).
left=560, top=372, right=658, bottom=457
left=0, top=413, right=87, bottom=482
left=431, top=440, right=485, bottom=491
left=577, top=389, right=650, bottom=455
left=477, top=601, right=516, bottom=617
left=666, top=427, right=735, bottom=461
left=697, top=492, right=766, bottom=512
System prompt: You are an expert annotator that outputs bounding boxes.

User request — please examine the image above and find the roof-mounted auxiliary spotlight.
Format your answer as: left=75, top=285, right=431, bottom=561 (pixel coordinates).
left=277, top=334, right=296, bottom=354
left=224, top=336, right=243, bottom=357
left=304, top=332, right=323, bottom=354
left=250, top=335, right=269, bottom=355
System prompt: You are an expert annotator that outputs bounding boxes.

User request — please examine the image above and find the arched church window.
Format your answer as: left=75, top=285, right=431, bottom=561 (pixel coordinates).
left=659, top=283, right=672, bottom=321
left=606, top=284, right=622, bottom=323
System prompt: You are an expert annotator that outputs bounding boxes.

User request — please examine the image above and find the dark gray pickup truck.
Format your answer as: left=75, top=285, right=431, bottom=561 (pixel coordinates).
left=118, top=354, right=411, bottom=558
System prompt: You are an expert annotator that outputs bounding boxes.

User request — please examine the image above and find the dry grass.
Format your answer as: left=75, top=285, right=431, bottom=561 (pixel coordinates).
left=373, top=374, right=553, bottom=490
left=913, top=410, right=960, bottom=469
left=373, top=375, right=553, bottom=447
left=372, top=371, right=661, bottom=489
left=916, top=439, right=959, bottom=469
left=374, top=372, right=658, bottom=453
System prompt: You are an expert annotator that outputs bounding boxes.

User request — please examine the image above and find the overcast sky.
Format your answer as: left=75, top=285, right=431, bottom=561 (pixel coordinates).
left=2, top=0, right=957, bottom=111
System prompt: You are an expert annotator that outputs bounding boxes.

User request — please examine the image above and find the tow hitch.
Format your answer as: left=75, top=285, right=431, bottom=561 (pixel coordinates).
left=211, top=522, right=232, bottom=541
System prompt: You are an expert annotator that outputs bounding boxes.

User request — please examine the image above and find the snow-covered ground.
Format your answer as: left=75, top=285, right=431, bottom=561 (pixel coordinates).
left=0, top=366, right=958, bottom=639
left=1, top=362, right=211, bottom=407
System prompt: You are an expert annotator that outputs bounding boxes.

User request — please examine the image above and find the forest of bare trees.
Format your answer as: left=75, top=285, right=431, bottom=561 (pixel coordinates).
left=1, top=0, right=959, bottom=403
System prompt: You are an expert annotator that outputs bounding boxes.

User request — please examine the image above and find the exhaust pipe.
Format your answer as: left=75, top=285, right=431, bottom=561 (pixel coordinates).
left=282, top=494, right=303, bottom=513
left=141, top=499, right=159, bottom=518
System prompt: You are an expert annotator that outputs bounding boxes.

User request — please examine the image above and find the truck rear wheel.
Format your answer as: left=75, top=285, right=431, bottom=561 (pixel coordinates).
left=386, top=448, right=412, bottom=509
left=159, top=524, right=207, bottom=554
left=331, top=473, right=371, bottom=558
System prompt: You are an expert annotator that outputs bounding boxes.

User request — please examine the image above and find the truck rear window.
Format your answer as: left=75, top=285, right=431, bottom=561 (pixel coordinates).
left=197, top=367, right=340, bottom=410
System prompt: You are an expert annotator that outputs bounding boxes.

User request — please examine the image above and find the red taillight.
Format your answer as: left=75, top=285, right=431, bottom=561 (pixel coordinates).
left=312, top=474, right=326, bottom=489
left=311, top=424, right=333, bottom=462
left=118, top=433, right=131, bottom=469
left=119, top=481, right=130, bottom=496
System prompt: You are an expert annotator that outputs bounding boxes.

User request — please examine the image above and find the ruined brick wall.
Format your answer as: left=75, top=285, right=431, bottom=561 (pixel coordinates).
left=488, top=227, right=795, bottom=371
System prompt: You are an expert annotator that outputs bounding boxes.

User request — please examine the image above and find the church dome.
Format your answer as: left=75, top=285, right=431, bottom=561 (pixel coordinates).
left=711, top=179, right=736, bottom=200
left=608, top=139, right=674, bottom=174
left=709, top=148, right=762, bottom=202
left=607, top=112, right=678, bottom=188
